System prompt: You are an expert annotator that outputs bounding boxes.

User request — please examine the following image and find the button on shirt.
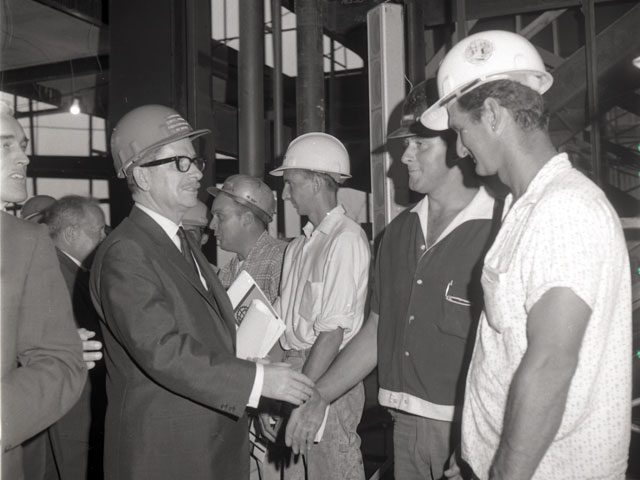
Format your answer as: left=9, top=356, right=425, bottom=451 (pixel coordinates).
left=135, top=203, right=264, bottom=408
left=278, top=205, right=370, bottom=351
left=462, top=154, right=632, bottom=479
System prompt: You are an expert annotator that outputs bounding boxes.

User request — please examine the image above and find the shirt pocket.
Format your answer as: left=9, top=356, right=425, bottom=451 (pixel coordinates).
left=299, top=280, right=323, bottom=323
left=437, top=280, right=474, bottom=339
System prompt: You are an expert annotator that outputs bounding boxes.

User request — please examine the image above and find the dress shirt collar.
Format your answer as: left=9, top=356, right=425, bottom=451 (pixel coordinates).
left=410, top=186, right=494, bottom=245
left=302, top=204, right=346, bottom=239
left=135, top=203, right=181, bottom=249
left=60, top=250, right=87, bottom=270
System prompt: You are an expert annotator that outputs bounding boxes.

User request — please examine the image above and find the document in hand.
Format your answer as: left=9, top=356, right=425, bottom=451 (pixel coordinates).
left=227, top=271, right=285, bottom=359
left=236, top=299, right=285, bottom=359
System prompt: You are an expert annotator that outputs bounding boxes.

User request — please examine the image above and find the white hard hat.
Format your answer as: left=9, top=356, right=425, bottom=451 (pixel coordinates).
left=269, top=132, right=351, bottom=183
left=421, top=30, right=554, bottom=130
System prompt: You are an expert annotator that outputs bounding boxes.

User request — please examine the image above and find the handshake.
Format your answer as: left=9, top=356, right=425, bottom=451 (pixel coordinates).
left=254, top=358, right=329, bottom=456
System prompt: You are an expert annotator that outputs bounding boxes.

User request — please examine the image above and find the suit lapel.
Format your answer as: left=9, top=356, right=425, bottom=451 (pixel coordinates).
left=128, top=208, right=230, bottom=330
left=186, top=234, right=237, bottom=341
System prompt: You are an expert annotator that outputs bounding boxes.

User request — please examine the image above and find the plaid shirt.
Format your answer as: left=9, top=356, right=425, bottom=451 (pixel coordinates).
left=218, top=231, right=288, bottom=304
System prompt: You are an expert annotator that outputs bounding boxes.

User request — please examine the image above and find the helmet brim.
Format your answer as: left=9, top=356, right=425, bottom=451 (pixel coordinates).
left=118, top=128, right=211, bottom=178
left=206, top=187, right=273, bottom=224
left=388, top=122, right=445, bottom=139
left=269, top=165, right=352, bottom=180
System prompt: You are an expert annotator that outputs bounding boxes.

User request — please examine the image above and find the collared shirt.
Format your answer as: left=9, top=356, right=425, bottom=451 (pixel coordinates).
left=219, top=231, right=288, bottom=304
left=278, top=205, right=370, bottom=351
left=374, top=187, right=496, bottom=421
left=60, top=250, right=86, bottom=271
left=135, top=203, right=264, bottom=408
left=462, top=154, right=631, bottom=479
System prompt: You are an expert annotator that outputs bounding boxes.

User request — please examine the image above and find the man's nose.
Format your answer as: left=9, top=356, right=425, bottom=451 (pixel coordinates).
left=282, top=183, right=291, bottom=200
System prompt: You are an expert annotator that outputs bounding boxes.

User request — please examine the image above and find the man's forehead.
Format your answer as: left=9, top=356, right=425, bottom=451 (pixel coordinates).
left=0, top=114, right=27, bottom=140
left=156, top=137, right=195, bottom=156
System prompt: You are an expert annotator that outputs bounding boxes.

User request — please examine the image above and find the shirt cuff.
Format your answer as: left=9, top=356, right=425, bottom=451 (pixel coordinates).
left=247, top=363, right=264, bottom=408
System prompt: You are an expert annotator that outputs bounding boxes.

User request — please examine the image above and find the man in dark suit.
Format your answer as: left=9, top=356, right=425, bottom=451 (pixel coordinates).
left=39, top=196, right=109, bottom=479
left=0, top=102, right=87, bottom=480
left=90, top=104, right=314, bottom=480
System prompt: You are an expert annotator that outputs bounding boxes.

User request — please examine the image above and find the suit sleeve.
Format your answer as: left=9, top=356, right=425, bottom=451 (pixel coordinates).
left=2, top=226, right=87, bottom=450
left=97, top=240, right=255, bottom=417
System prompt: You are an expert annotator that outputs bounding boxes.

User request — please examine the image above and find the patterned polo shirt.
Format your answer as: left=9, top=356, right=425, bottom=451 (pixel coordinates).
left=218, top=231, right=287, bottom=304
left=462, top=154, right=632, bottom=479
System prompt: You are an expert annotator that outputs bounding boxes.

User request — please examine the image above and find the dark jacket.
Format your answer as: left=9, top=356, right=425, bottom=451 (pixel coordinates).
left=90, top=206, right=256, bottom=480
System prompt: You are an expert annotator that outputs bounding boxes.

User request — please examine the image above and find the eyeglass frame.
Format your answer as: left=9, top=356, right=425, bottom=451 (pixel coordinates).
left=139, top=155, right=206, bottom=173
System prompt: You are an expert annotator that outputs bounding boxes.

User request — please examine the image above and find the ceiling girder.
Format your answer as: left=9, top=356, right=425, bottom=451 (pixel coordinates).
left=0, top=56, right=109, bottom=87
left=546, top=2, right=640, bottom=145
left=423, top=0, right=623, bottom=27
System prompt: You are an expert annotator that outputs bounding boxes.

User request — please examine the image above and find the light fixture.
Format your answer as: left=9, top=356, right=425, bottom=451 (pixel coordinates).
left=633, top=55, right=640, bottom=70
left=69, top=97, right=81, bottom=115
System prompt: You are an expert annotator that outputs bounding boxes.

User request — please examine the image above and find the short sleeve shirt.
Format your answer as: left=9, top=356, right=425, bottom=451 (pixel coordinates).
left=462, top=154, right=632, bottom=479
left=278, top=205, right=370, bottom=351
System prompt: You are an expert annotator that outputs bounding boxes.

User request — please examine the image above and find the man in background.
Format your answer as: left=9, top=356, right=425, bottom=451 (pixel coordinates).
left=39, top=195, right=108, bottom=479
left=0, top=101, right=86, bottom=480
left=208, top=174, right=288, bottom=478
left=266, top=133, right=371, bottom=480
left=182, top=199, right=210, bottom=247
left=209, top=174, right=286, bottom=304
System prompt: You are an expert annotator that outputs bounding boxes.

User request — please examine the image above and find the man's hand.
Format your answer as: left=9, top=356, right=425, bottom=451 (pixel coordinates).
left=78, top=328, right=102, bottom=370
left=444, top=447, right=463, bottom=479
left=285, top=388, right=328, bottom=455
left=261, top=363, right=314, bottom=405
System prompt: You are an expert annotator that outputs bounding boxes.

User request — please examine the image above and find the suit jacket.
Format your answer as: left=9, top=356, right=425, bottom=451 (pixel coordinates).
left=0, top=212, right=86, bottom=480
left=90, top=206, right=256, bottom=480
left=46, top=250, right=107, bottom=479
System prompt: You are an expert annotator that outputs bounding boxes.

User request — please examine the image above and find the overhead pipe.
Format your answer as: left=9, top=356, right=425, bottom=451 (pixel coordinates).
left=239, top=0, right=265, bottom=177
left=272, top=0, right=284, bottom=158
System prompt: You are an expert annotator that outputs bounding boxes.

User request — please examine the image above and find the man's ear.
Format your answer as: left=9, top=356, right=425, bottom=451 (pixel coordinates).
left=62, top=225, right=76, bottom=244
left=132, top=166, right=151, bottom=191
left=482, top=97, right=507, bottom=136
left=311, top=174, right=323, bottom=193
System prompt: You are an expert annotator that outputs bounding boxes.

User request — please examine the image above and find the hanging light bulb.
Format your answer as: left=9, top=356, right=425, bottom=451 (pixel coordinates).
left=69, top=97, right=81, bottom=115
left=633, top=55, right=640, bottom=69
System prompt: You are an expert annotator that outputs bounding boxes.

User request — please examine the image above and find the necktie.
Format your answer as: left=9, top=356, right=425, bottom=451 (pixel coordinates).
left=177, top=227, right=199, bottom=276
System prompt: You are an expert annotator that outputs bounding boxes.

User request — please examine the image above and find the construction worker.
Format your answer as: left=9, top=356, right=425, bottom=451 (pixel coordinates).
left=283, top=80, right=502, bottom=480
left=208, top=174, right=287, bottom=479
left=209, top=174, right=286, bottom=304
left=90, top=104, right=314, bottom=480
left=182, top=199, right=211, bottom=247
left=421, top=30, right=631, bottom=479
left=263, top=133, right=371, bottom=480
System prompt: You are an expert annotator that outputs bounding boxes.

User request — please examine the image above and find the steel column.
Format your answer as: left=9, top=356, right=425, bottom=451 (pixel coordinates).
left=272, top=0, right=284, bottom=158
left=296, top=0, right=324, bottom=134
left=238, top=0, right=265, bottom=177
left=583, top=0, right=601, bottom=185
left=405, top=0, right=425, bottom=86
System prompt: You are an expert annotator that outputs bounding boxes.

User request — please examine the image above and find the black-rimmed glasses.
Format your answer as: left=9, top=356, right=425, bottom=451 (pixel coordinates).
left=140, top=156, right=206, bottom=173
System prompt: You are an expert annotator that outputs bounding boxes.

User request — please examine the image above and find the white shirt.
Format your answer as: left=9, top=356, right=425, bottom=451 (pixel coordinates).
left=135, top=203, right=263, bottom=407
left=278, top=205, right=370, bottom=351
left=462, top=155, right=632, bottom=479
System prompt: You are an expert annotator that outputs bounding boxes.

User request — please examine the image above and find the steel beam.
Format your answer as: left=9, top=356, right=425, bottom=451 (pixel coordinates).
left=423, top=0, right=622, bottom=27
left=546, top=3, right=640, bottom=144
left=296, top=0, right=325, bottom=134
left=238, top=0, right=265, bottom=177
